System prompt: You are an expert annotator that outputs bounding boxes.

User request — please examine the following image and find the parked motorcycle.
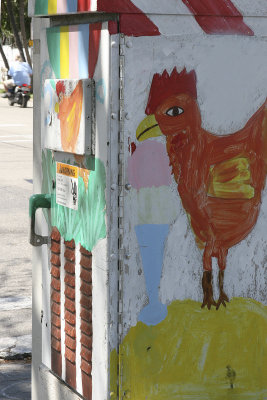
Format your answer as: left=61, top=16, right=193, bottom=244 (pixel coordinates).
left=8, top=84, right=31, bottom=108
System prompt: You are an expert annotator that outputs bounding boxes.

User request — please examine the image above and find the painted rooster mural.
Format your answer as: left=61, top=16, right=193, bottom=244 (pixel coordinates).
left=136, top=68, right=267, bottom=310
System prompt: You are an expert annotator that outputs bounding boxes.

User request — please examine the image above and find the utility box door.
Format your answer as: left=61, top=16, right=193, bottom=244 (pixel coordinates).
left=39, top=20, right=117, bottom=400
left=117, top=23, right=267, bottom=400
left=43, top=79, right=95, bottom=155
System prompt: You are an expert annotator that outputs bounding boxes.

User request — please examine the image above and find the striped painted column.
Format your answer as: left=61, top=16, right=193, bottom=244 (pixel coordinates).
left=80, top=246, right=93, bottom=400
left=50, top=233, right=93, bottom=396
left=46, top=23, right=101, bottom=80
left=50, top=227, right=62, bottom=377
left=64, top=239, right=76, bottom=389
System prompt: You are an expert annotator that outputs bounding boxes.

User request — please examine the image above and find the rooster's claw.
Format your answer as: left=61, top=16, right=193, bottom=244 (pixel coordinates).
left=216, top=292, right=229, bottom=310
left=201, top=295, right=217, bottom=310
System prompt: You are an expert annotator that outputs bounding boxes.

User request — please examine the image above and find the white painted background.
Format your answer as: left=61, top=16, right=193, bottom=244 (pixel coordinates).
left=122, top=32, right=267, bottom=336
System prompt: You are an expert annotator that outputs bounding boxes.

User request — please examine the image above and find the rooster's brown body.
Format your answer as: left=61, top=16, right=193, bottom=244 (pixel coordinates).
left=137, top=68, right=267, bottom=309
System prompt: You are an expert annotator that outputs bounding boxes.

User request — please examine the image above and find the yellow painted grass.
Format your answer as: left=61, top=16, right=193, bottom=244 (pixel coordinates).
left=111, top=298, right=267, bottom=400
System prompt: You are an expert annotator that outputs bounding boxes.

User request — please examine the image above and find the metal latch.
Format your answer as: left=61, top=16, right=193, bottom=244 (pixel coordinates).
left=29, top=194, right=51, bottom=246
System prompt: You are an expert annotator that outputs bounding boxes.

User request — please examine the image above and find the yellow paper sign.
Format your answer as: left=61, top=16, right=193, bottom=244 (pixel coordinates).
left=56, top=162, right=78, bottom=178
left=56, top=162, right=78, bottom=210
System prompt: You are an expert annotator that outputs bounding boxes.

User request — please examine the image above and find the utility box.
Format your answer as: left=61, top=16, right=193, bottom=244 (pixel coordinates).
left=29, top=1, right=267, bottom=399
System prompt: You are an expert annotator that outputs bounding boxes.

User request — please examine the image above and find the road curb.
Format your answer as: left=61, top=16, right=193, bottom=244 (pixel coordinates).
left=1, top=352, right=32, bottom=361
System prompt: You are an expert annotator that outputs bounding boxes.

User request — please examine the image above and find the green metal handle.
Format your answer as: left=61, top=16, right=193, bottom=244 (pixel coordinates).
left=29, top=194, right=51, bottom=246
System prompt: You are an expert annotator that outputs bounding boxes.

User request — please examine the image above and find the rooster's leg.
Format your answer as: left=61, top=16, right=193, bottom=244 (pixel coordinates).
left=201, top=245, right=217, bottom=309
left=216, top=248, right=229, bottom=310
left=201, top=271, right=217, bottom=309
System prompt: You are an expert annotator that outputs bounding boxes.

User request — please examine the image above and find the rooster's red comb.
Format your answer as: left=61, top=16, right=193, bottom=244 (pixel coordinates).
left=56, top=81, right=66, bottom=97
left=145, top=68, right=197, bottom=115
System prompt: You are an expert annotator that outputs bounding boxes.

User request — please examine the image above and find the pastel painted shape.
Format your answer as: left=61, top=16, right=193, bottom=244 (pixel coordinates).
left=57, top=0, right=67, bottom=13
left=48, top=0, right=57, bottom=14
left=78, top=24, right=90, bottom=79
left=35, top=0, right=48, bottom=15
left=135, top=224, right=169, bottom=325
left=128, top=140, right=172, bottom=189
left=44, top=82, right=53, bottom=125
left=95, top=79, right=106, bottom=104
left=47, top=27, right=61, bottom=78
left=69, top=26, right=79, bottom=79
left=60, top=26, right=69, bottom=79
left=67, top=0, right=77, bottom=12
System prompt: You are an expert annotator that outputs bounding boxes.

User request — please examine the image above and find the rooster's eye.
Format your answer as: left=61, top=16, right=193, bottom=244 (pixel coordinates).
left=166, top=106, right=184, bottom=117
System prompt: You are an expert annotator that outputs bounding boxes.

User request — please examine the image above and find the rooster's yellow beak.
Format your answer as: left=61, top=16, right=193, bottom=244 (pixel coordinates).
left=136, top=114, right=163, bottom=142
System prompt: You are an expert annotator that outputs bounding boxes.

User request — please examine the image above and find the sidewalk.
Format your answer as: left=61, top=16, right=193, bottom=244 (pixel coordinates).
left=0, top=97, right=33, bottom=397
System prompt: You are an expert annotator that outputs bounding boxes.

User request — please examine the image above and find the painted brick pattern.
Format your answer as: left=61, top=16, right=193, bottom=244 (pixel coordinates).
left=51, top=227, right=62, bottom=377
left=64, top=239, right=76, bottom=389
left=80, top=246, right=93, bottom=400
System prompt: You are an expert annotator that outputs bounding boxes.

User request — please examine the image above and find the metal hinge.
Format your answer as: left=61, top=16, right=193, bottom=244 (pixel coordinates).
left=118, top=32, right=125, bottom=332
left=118, top=33, right=125, bottom=400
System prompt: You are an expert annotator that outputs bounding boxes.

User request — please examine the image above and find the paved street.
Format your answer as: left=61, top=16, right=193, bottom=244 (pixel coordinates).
left=0, top=96, right=33, bottom=398
left=0, top=361, right=31, bottom=399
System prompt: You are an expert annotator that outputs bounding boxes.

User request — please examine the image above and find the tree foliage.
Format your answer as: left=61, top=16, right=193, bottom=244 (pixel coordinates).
left=5, top=0, right=26, bottom=61
left=1, top=0, right=31, bottom=46
left=0, top=0, right=32, bottom=71
left=19, top=0, right=32, bottom=66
